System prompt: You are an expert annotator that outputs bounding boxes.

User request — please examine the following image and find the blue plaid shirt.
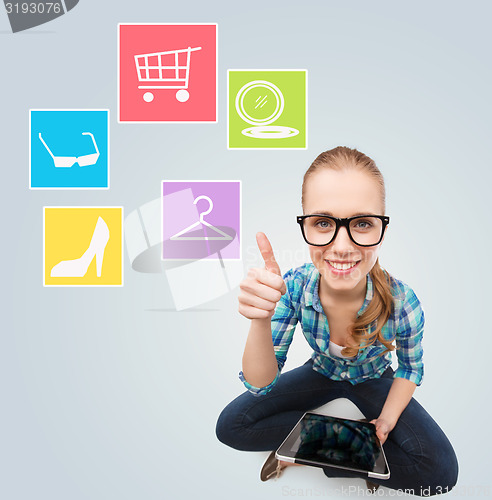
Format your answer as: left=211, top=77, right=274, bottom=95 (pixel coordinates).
left=239, top=263, right=425, bottom=396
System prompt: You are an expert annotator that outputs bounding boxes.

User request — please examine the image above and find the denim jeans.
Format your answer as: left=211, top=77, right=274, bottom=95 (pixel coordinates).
left=216, top=359, right=458, bottom=496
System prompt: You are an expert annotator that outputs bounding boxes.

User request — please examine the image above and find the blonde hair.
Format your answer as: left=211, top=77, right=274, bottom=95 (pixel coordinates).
left=302, top=146, right=395, bottom=357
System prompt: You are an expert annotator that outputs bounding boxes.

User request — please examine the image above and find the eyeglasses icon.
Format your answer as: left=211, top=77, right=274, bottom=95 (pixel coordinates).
left=39, top=132, right=100, bottom=168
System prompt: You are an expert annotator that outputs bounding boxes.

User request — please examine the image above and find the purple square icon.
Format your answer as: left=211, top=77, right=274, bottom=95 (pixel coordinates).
left=162, top=181, right=241, bottom=261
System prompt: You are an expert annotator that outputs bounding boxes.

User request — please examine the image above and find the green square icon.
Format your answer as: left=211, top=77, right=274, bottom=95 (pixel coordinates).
left=228, top=70, right=307, bottom=149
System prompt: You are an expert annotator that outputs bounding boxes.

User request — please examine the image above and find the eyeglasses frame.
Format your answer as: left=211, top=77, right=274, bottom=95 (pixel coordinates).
left=296, top=214, right=390, bottom=247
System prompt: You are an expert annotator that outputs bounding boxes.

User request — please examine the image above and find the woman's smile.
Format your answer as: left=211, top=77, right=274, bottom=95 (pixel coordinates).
left=325, top=259, right=361, bottom=273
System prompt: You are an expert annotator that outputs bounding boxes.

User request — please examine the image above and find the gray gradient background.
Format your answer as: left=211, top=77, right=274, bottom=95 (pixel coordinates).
left=2, top=1, right=491, bottom=499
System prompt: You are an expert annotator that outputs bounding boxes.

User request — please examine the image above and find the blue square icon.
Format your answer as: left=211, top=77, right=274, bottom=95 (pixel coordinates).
left=30, top=110, right=109, bottom=189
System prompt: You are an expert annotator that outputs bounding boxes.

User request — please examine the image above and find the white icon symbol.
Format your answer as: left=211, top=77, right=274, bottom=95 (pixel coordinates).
left=134, top=46, right=202, bottom=103
left=39, top=132, right=100, bottom=168
left=235, top=80, right=299, bottom=139
left=170, top=195, right=233, bottom=241
left=50, top=217, right=110, bottom=278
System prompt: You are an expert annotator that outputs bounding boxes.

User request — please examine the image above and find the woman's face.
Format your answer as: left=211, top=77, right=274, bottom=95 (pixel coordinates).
left=303, top=168, right=387, bottom=300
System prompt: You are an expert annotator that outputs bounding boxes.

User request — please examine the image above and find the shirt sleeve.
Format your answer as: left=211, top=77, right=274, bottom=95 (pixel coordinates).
left=394, top=287, right=425, bottom=386
left=238, top=268, right=299, bottom=396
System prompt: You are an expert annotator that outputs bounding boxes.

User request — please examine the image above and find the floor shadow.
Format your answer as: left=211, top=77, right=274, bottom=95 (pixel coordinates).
left=145, top=308, right=221, bottom=312
left=0, top=31, right=56, bottom=34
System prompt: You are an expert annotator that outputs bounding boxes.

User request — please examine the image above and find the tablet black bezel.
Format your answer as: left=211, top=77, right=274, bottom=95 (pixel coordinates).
left=275, top=412, right=390, bottom=479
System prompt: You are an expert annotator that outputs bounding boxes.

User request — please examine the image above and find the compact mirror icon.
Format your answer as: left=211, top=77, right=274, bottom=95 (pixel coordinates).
left=234, top=80, right=299, bottom=139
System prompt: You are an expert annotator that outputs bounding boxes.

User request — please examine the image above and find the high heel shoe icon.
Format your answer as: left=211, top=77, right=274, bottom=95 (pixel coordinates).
left=50, top=217, right=110, bottom=278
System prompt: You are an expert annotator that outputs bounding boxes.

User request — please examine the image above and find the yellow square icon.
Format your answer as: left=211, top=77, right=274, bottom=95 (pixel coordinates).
left=44, top=207, right=123, bottom=286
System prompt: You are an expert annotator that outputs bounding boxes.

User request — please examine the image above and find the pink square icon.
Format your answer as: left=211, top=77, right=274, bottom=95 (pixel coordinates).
left=118, top=23, right=217, bottom=123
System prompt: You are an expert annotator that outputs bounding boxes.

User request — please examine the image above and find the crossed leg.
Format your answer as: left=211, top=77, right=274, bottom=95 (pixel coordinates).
left=216, top=359, right=458, bottom=496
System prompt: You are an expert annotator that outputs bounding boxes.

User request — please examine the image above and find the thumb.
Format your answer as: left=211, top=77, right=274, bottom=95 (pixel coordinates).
left=371, top=420, right=386, bottom=442
left=370, top=419, right=381, bottom=433
left=256, top=232, right=281, bottom=276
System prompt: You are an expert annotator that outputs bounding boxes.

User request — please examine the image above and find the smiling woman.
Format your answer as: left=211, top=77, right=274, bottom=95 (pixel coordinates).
left=300, top=152, right=394, bottom=359
left=216, top=146, right=459, bottom=495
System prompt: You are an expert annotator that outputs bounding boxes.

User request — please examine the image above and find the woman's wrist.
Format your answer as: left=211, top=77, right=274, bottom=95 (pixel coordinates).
left=377, top=412, right=398, bottom=430
left=377, top=377, right=417, bottom=432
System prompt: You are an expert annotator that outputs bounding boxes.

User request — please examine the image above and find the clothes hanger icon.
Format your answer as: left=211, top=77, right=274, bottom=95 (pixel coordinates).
left=170, top=195, right=233, bottom=241
left=39, top=132, right=100, bottom=168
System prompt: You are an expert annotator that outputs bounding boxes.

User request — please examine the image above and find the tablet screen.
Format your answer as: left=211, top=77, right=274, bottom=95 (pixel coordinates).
left=276, top=413, right=389, bottom=477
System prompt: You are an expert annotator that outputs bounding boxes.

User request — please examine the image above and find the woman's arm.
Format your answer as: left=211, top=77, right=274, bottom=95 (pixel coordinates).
left=371, top=377, right=416, bottom=444
left=241, top=318, right=279, bottom=388
left=372, top=285, right=425, bottom=443
left=238, top=232, right=291, bottom=392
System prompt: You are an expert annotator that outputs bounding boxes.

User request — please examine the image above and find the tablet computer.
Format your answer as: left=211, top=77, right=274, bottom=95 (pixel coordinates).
left=275, top=412, right=390, bottom=479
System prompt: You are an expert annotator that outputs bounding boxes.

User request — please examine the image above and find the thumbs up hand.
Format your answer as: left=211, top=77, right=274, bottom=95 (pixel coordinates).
left=238, top=232, right=287, bottom=320
left=256, top=232, right=283, bottom=277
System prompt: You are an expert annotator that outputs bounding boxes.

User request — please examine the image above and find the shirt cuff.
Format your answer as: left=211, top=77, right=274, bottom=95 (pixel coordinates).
left=393, top=367, right=423, bottom=386
left=238, top=368, right=281, bottom=396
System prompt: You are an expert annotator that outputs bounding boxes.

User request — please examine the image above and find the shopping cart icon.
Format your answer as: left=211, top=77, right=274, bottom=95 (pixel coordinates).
left=134, top=46, right=202, bottom=103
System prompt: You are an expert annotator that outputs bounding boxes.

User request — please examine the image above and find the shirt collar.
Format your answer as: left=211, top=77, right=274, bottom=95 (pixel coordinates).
left=306, top=265, right=373, bottom=316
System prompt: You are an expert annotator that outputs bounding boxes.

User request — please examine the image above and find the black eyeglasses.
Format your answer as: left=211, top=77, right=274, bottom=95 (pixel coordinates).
left=297, top=214, right=390, bottom=247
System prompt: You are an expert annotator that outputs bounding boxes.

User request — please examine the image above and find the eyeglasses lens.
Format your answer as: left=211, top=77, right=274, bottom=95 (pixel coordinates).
left=303, top=216, right=384, bottom=246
